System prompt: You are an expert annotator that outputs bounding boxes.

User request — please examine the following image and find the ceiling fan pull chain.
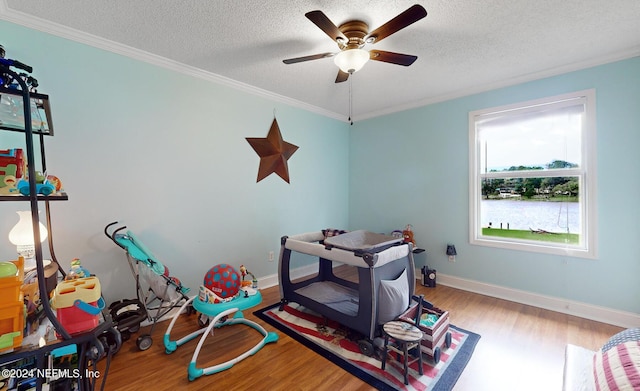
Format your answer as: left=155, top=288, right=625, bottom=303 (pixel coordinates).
left=349, top=75, right=353, bottom=125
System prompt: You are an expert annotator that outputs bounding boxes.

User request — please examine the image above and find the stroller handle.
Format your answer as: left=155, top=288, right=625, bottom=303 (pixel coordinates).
left=105, top=221, right=128, bottom=249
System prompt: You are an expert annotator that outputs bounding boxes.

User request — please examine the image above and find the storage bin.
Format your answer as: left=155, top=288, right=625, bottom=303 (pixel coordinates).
left=0, top=257, right=24, bottom=307
left=399, top=301, right=451, bottom=361
left=415, top=306, right=450, bottom=356
left=51, top=277, right=103, bottom=336
left=0, top=293, right=24, bottom=352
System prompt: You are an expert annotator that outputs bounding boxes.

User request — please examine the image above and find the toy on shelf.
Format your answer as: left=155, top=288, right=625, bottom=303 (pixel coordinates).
left=46, top=174, right=63, bottom=192
left=0, top=175, right=17, bottom=194
left=0, top=148, right=25, bottom=195
left=65, top=258, right=90, bottom=280
left=16, top=171, right=57, bottom=196
left=0, top=257, right=24, bottom=352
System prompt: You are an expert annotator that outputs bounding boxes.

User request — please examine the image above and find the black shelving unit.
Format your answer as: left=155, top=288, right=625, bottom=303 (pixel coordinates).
left=1, top=53, right=119, bottom=391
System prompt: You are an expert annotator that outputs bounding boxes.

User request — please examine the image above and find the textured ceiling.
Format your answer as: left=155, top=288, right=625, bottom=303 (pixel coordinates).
left=2, top=0, right=639, bottom=121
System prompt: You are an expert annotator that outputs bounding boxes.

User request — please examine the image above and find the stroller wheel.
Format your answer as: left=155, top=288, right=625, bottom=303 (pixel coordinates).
left=136, top=334, right=153, bottom=351
left=128, top=324, right=140, bottom=333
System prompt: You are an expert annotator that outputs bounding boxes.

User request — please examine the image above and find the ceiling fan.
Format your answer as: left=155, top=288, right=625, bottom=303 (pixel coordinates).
left=283, top=4, right=427, bottom=83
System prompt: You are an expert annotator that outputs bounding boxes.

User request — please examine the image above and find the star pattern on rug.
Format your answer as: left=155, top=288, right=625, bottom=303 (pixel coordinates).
left=246, top=118, right=299, bottom=183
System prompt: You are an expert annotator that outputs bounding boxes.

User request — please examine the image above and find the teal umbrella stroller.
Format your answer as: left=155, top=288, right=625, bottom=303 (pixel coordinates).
left=105, top=222, right=191, bottom=350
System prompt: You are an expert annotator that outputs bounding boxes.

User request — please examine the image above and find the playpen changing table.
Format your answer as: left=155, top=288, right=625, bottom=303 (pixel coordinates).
left=278, top=230, right=415, bottom=354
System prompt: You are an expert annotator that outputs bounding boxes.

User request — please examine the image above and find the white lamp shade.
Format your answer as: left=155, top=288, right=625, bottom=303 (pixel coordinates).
left=333, top=49, right=370, bottom=73
left=8, top=210, right=48, bottom=246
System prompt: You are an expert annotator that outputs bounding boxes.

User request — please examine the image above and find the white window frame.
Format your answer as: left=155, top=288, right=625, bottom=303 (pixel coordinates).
left=468, top=89, right=597, bottom=258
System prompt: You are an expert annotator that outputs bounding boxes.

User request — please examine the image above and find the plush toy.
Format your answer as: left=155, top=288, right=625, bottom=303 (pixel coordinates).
left=402, top=224, right=416, bottom=247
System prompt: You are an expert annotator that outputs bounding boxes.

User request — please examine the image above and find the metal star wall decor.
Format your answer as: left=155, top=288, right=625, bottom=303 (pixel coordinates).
left=246, top=118, right=299, bottom=183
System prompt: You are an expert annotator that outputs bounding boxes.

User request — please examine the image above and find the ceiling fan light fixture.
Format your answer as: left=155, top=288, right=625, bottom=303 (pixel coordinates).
left=333, top=49, right=369, bottom=74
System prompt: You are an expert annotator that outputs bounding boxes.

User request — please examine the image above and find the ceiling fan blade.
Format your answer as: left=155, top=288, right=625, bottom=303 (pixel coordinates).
left=369, top=50, right=418, bottom=66
left=283, top=52, right=335, bottom=64
left=335, top=70, right=349, bottom=83
left=366, top=4, right=427, bottom=44
left=305, top=10, right=348, bottom=42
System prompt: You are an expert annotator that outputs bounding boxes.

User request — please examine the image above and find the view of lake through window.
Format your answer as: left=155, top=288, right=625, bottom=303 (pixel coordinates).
left=481, top=199, right=579, bottom=233
left=470, top=90, right=596, bottom=257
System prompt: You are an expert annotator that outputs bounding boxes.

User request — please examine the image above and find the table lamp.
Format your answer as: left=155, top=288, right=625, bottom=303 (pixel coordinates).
left=8, top=210, right=47, bottom=271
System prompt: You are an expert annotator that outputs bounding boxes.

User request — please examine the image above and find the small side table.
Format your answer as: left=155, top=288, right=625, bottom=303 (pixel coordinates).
left=381, top=320, right=424, bottom=385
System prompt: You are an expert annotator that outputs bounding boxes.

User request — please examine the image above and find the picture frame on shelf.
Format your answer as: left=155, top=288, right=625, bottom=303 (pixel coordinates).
left=0, top=86, right=53, bottom=135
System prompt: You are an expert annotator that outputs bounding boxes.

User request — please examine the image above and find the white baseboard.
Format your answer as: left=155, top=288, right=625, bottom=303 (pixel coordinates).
left=419, top=271, right=640, bottom=329
left=262, top=266, right=640, bottom=328
left=259, top=263, right=318, bottom=291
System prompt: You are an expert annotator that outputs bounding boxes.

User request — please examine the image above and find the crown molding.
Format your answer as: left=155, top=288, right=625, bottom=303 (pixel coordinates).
left=358, top=47, right=640, bottom=121
left=0, top=1, right=345, bottom=121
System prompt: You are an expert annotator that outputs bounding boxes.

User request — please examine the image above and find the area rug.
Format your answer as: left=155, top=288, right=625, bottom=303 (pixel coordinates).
left=254, top=302, right=480, bottom=391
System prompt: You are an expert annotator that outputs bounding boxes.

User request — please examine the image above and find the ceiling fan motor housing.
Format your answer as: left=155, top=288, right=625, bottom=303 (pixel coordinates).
left=337, top=20, right=369, bottom=50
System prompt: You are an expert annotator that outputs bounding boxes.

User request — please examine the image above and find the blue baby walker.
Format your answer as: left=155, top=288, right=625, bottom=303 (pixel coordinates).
left=163, top=264, right=278, bottom=381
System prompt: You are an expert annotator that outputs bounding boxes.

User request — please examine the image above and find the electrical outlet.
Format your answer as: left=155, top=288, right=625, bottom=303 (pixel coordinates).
left=268, top=251, right=275, bottom=262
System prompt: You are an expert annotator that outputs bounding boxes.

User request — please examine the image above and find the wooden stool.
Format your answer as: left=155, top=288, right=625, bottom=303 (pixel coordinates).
left=381, top=320, right=424, bottom=385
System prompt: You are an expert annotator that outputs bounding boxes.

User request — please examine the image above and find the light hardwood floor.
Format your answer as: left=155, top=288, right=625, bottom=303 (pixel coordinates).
left=96, top=273, right=622, bottom=391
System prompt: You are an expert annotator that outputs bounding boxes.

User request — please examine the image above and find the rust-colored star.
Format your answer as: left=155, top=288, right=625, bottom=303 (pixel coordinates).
left=246, top=118, right=299, bottom=183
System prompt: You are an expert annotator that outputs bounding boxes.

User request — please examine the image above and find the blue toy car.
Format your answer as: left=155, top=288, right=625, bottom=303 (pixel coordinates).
left=16, top=178, right=55, bottom=196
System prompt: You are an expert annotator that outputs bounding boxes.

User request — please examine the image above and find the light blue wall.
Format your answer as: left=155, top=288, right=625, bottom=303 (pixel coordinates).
left=349, top=57, right=640, bottom=315
left=2, top=19, right=638, bottom=317
left=0, top=21, right=350, bottom=303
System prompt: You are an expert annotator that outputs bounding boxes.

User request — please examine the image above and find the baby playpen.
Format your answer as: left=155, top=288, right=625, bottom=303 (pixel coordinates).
left=278, top=230, right=415, bottom=355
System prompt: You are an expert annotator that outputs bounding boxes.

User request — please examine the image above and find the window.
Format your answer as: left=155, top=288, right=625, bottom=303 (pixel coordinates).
left=469, top=90, right=597, bottom=258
